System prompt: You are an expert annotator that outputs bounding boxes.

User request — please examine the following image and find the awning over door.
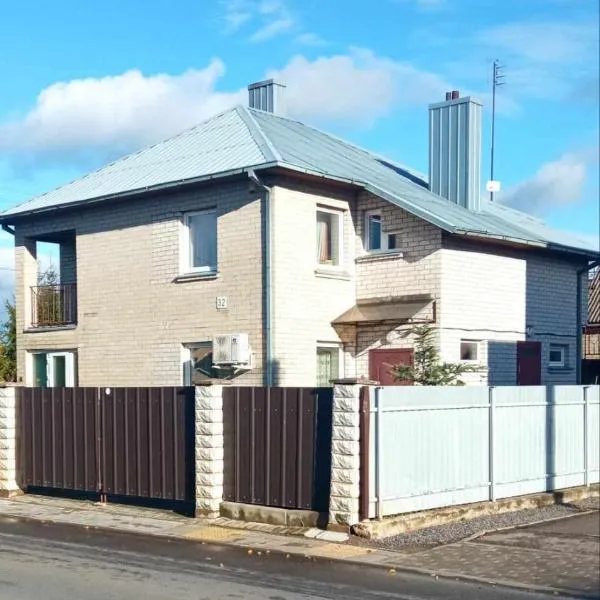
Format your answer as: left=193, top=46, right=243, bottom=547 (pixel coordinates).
left=332, top=294, right=434, bottom=325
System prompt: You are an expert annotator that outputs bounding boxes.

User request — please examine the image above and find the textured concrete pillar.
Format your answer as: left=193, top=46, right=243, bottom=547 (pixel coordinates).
left=195, top=385, right=224, bottom=517
left=329, top=382, right=362, bottom=527
left=0, top=387, right=20, bottom=498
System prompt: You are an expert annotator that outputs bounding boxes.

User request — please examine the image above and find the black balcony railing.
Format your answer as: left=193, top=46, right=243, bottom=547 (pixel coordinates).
left=31, top=284, right=77, bottom=328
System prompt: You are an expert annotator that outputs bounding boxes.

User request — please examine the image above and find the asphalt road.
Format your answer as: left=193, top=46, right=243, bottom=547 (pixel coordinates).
left=0, top=517, right=583, bottom=600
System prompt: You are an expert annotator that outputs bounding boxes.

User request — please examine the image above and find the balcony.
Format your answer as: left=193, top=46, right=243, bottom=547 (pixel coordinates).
left=31, top=284, right=77, bottom=328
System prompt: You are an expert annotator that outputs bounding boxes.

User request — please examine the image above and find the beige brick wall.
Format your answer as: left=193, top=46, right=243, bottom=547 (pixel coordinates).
left=439, top=239, right=587, bottom=385
left=270, top=178, right=356, bottom=386
left=439, top=244, right=527, bottom=385
left=351, top=192, right=442, bottom=379
left=15, top=180, right=264, bottom=387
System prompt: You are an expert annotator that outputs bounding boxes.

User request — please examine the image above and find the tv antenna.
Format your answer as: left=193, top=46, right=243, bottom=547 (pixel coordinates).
left=488, top=59, right=505, bottom=202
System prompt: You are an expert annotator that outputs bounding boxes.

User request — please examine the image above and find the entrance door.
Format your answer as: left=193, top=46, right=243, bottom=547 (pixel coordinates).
left=517, top=341, right=542, bottom=385
left=369, top=349, right=413, bottom=385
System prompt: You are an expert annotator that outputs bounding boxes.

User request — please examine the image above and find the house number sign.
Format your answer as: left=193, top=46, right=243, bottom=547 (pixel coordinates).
left=216, top=296, right=228, bottom=310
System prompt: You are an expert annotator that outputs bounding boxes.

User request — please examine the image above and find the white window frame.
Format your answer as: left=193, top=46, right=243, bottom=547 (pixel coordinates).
left=316, top=342, right=344, bottom=386
left=548, top=344, right=567, bottom=368
left=181, top=209, right=217, bottom=274
left=364, top=210, right=398, bottom=252
left=182, top=342, right=215, bottom=385
left=316, top=207, right=344, bottom=268
left=27, top=350, right=76, bottom=387
left=459, top=340, right=480, bottom=363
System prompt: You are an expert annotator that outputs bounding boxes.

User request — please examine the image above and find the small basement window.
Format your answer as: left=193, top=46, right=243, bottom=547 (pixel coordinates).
left=316, top=209, right=342, bottom=266
left=549, top=344, right=567, bottom=368
left=460, top=340, right=479, bottom=362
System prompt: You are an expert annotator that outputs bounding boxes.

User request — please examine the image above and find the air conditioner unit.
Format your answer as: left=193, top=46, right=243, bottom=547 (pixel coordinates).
left=213, top=333, right=251, bottom=366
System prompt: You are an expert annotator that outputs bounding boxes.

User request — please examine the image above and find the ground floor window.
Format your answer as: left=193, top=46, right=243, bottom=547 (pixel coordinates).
left=548, top=344, right=567, bottom=368
left=316, top=345, right=341, bottom=387
left=30, top=351, right=76, bottom=387
left=182, top=342, right=219, bottom=385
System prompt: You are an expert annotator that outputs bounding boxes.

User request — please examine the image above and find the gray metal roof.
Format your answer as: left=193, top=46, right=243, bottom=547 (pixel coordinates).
left=2, top=105, right=596, bottom=257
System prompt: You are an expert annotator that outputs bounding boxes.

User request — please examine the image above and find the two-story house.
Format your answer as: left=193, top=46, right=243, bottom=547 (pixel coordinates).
left=1, top=80, right=597, bottom=388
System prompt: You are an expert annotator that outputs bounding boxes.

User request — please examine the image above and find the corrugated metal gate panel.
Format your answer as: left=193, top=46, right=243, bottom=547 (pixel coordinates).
left=18, top=387, right=99, bottom=492
left=223, top=387, right=332, bottom=512
left=100, top=387, right=194, bottom=501
left=17, top=387, right=194, bottom=503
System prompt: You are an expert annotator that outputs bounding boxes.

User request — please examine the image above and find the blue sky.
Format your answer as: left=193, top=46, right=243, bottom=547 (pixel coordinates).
left=0, top=0, right=598, bottom=296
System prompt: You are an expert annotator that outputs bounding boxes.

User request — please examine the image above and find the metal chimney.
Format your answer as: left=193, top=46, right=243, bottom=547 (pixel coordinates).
left=248, top=79, right=286, bottom=114
left=429, top=92, right=483, bottom=211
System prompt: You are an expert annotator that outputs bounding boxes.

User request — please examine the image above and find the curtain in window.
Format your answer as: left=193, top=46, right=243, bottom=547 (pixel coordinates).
left=317, top=348, right=339, bottom=387
left=316, top=213, right=331, bottom=263
left=190, top=212, right=217, bottom=270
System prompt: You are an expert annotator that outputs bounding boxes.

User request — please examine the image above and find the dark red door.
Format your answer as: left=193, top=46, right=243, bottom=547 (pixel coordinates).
left=517, top=341, right=542, bottom=385
left=369, top=349, right=413, bottom=385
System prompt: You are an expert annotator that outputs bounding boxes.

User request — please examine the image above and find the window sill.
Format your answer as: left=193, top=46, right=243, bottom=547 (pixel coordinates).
left=548, top=366, right=573, bottom=372
left=315, top=268, right=352, bottom=281
left=173, top=271, right=220, bottom=283
left=356, top=250, right=404, bottom=264
left=24, top=324, right=77, bottom=334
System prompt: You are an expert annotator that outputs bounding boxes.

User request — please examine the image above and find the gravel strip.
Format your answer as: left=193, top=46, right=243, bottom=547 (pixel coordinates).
left=352, top=498, right=599, bottom=553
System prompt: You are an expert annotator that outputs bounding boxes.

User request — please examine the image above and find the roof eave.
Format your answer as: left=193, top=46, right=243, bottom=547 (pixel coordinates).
left=453, top=229, right=599, bottom=258
left=0, top=162, right=280, bottom=224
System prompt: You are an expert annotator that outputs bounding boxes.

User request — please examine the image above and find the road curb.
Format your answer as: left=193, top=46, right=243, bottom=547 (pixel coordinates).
left=2, top=508, right=597, bottom=599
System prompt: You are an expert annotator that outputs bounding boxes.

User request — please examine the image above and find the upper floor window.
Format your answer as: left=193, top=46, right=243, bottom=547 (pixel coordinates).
left=365, top=210, right=398, bottom=252
left=183, top=210, right=217, bottom=273
left=316, top=209, right=342, bottom=266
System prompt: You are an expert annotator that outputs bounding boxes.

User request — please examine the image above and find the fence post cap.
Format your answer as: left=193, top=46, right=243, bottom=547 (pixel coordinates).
left=194, top=379, right=233, bottom=386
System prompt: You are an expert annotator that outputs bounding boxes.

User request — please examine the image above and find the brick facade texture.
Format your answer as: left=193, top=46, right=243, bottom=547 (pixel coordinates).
left=16, top=180, right=265, bottom=386
left=14, top=175, right=589, bottom=388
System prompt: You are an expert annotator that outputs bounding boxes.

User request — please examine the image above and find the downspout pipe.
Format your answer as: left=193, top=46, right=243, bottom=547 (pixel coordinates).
left=577, top=259, right=600, bottom=384
left=248, top=169, right=274, bottom=386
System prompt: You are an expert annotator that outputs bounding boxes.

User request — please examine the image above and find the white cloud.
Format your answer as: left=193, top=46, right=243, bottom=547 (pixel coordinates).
left=0, top=61, right=245, bottom=159
left=249, top=17, right=295, bottom=42
left=0, top=49, right=450, bottom=157
left=269, top=48, right=449, bottom=124
left=221, top=0, right=252, bottom=32
left=499, top=150, right=594, bottom=215
left=221, top=0, right=297, bottom=42
left=295, top=32, right=326, bottom=46
left=475, top=20, right=598, bottom=104
left=479, top=22, right=597, bottom=65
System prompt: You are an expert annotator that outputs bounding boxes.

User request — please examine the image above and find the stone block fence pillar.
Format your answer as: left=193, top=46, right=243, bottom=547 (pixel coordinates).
left=329, top=381, right=363, bottom=527
left=0, top=386, right=20, bottom=498
left=194, top=385, right=225, bottom=517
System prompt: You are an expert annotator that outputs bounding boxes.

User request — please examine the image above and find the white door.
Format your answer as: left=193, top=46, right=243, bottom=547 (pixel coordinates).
left=46, top=352, right=76, bottom=387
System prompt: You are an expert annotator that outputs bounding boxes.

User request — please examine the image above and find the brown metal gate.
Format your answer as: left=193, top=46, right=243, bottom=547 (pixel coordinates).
left=222, top=387, right=333, bottom=513
left=17, top=387, right=195, bottom=502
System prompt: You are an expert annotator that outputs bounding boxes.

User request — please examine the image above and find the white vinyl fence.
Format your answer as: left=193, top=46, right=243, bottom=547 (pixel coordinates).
left=369, top=385, right=600, bottom=519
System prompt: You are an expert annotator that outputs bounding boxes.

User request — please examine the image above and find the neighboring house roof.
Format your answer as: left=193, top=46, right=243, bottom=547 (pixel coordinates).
left=1, top=106, right=597, bottom=257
